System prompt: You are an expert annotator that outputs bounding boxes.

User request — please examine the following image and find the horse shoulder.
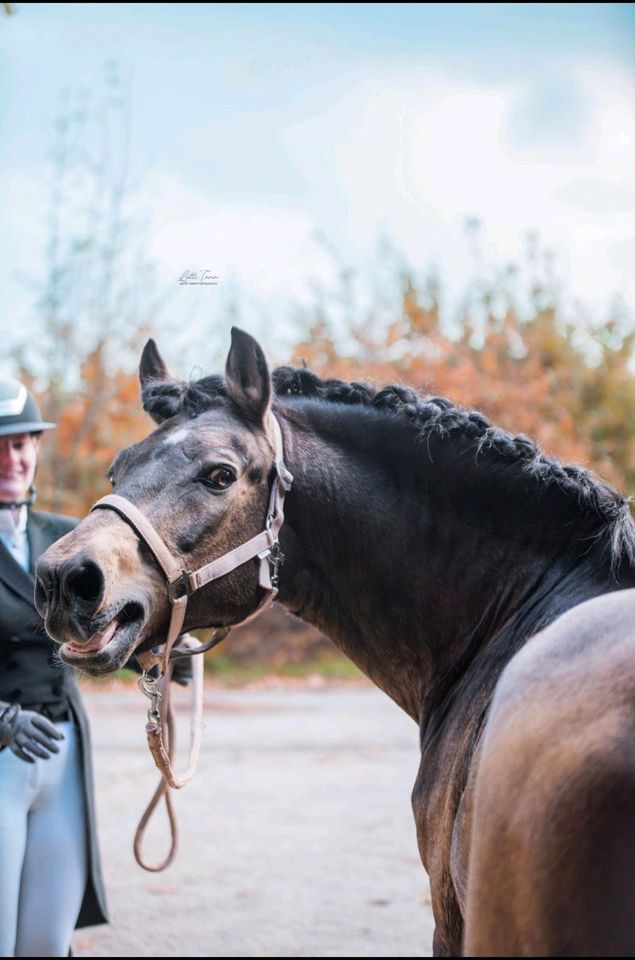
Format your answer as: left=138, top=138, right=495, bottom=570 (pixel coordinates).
left=464, top=588, right=635, bottom=956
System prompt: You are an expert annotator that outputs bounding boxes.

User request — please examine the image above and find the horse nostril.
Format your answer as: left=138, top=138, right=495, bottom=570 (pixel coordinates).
left=34, top=556, right=59, bottom=617
left=34, top=569, right=53, bottom=616
left=62, top=557, right=105, bottom=610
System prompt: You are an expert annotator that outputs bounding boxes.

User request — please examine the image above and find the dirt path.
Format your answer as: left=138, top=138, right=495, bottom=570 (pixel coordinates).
left=72, top=681, right=434, bottom=957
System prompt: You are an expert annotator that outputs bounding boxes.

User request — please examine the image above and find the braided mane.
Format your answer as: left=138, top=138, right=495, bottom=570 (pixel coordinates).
left=141, top=366, right=635, bottom=571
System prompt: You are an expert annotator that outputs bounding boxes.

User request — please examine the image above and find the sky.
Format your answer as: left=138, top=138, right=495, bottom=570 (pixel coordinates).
left=1, top=3, right=634, bottom=369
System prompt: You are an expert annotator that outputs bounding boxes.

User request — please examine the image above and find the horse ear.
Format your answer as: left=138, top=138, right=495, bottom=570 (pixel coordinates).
left=225, top=328, right=271, bottom=425
left=139, top=339, right=181, bottom=425
left=139, top=339, right=173, bottom=387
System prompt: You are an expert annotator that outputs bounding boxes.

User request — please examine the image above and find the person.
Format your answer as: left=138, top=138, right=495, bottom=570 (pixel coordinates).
left=0, top=378, right=191, bottom=957
left=0, top=377, right=108, bottom=957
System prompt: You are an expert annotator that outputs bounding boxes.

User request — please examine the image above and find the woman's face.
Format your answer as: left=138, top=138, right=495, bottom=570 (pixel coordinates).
left=0, top=433, right=38, bottom=504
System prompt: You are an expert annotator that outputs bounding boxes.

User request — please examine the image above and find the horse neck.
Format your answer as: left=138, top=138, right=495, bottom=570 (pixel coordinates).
left=275, top=403, right=630, bottom=722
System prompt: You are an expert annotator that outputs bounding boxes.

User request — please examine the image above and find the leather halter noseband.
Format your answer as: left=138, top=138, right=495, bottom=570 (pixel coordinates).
left=89, top=413, right=293, bottom=675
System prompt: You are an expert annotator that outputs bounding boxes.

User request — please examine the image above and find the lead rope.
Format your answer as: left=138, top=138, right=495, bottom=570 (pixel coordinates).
left=133, top=634, right=206, bottom=871
left=133, top=627, right=231, bottom=871
left=133, top=661, right=179, bottom=871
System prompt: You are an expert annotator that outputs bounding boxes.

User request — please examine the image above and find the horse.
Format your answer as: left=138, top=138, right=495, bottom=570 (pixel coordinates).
left=35, top=328, right=635, bottom=956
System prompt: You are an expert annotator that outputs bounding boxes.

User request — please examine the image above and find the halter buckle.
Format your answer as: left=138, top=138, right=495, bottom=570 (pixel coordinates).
left=168, top=571, right=194, bottom=602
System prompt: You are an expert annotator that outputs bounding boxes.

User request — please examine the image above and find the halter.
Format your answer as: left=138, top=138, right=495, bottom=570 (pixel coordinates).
left=86, top=412, right=293, bottom=871
left=89, top=413, right=293, bottom=676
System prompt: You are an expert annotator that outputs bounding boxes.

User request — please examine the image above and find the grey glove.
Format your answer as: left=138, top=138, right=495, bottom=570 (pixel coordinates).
left=0, top=701, right=64, bottom=763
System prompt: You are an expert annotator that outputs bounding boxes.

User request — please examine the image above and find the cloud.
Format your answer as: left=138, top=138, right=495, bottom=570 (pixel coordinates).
left=281, top=61, right=635, bottom=307
left=142, top=61, right=635, bottom=319
left=140, top=170, right=320, bottom=296
left=553, top=178, right=635, bottom=216
left=503, top=76, right=594, bottom=160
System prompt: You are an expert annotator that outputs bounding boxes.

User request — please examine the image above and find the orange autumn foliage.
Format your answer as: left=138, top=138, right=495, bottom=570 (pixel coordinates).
left=29, top=277, right=635, bottom=521
left=292, top=280, right=635, bottom=496
left=27, top=345, right=148, bottom=518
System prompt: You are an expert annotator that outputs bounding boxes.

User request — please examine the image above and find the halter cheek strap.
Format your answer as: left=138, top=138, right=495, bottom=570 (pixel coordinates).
left=90, top=413, right=293, bottom=676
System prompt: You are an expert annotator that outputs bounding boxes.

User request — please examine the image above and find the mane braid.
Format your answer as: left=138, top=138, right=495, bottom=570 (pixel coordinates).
left=142, top=366, right=635, bottom=572
left=142, top=375, right=226, bottom=421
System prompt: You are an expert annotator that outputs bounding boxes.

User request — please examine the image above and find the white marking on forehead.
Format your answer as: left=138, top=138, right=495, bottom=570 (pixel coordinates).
left=163, top=427, right=190, bottom=446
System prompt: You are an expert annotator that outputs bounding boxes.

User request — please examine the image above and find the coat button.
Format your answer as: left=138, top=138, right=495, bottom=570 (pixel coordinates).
left=9, top=635, right=20, bottom=643
left=9, top=688, right=21, bottom=699
left=5, top=659, right=17, bottom=670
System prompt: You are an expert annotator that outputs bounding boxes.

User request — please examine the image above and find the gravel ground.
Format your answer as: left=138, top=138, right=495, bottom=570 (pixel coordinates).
left=71, top=680, right=434, bottom=957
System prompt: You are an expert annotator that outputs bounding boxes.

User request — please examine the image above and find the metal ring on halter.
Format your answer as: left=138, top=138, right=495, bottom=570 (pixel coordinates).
left=167, top=572, right=195, bottom=602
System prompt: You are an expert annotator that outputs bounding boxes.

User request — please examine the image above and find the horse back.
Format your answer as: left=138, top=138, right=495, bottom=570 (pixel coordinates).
left=465, top=588, right=635, bottom=957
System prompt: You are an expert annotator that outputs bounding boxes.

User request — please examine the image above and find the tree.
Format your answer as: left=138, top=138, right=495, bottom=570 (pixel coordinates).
left=15, top=65, right=169, bottom=514
left=291, top=234, right=635, bottom=493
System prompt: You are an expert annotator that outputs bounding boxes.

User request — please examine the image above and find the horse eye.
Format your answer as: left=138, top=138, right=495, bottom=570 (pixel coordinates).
left=202, top=466, right=236, bottom=491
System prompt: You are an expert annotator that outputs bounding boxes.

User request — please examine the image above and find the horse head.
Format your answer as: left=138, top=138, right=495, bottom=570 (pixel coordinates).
left=35, top=328, right=283, bottom=675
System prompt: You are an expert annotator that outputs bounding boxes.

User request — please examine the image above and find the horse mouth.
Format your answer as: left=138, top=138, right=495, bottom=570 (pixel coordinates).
left=59, top=602, right=146, bottom=675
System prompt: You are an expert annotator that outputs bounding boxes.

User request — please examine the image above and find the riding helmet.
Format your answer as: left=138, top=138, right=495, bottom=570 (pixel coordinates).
left=0, top=378, right=56, bottom=437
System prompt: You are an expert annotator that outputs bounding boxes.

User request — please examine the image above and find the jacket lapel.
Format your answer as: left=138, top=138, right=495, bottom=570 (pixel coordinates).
left=0, top=537, right=35, bottom=605
left=0, top=512, right=73, bottom=610
left=27, top=511, right=56, bottom=576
